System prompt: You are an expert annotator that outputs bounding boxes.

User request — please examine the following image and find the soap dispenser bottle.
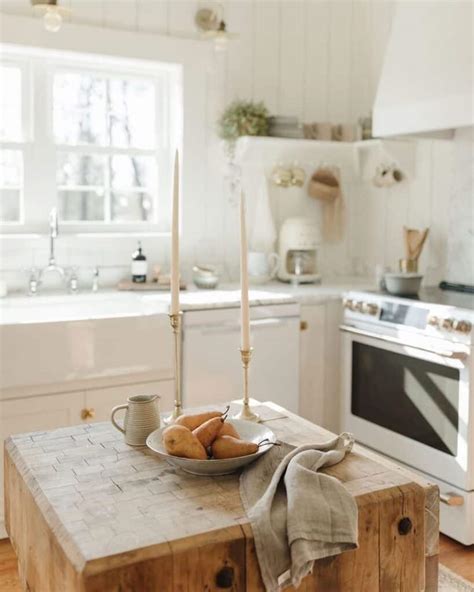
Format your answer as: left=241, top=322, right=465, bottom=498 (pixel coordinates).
left=131, top=242, right=147, bottom=283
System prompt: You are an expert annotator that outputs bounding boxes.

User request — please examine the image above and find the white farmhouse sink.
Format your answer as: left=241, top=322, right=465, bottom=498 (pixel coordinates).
left=0, top=291, right=173, bottom=394
left=0, top=291, right=170, bottom=325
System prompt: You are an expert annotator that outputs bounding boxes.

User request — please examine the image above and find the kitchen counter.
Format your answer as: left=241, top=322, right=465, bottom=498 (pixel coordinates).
left=0, top=277, right=374, bottom=324
left=4, top=400, right=439, bottom=592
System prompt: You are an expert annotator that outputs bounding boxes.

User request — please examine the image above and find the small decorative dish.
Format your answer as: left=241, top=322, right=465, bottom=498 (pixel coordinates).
left=192, top=265, right=220, bottom=290
left=146, top=419, right=277, bottom=476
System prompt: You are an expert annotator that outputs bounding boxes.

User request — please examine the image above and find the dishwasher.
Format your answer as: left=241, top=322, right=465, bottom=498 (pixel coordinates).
left=181, top=302, right=300, bottom=412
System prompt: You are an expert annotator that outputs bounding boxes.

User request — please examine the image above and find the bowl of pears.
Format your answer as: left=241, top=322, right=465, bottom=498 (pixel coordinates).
left=146, top=407, right=277, bottom=475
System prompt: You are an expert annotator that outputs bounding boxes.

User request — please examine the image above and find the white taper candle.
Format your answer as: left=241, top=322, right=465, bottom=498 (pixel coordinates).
left=240, top=191, right=251, bottom=351
left=170, top=149, right=180, bottom=315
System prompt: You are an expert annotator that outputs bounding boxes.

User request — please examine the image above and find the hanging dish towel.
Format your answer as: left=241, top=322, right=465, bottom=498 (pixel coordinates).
left=240, top=433, right=358, bottom=592
left=308, top=166, right=346, bottom=243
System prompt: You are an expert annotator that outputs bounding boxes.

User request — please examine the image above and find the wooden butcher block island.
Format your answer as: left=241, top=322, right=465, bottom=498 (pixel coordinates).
left=4, top=402, right=439, bottom=592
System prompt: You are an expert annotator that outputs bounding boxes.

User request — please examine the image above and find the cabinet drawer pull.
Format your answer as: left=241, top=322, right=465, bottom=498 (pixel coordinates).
left=81, top=408, right=95, bottom=420
left=300, top=320, right=308, bottom=331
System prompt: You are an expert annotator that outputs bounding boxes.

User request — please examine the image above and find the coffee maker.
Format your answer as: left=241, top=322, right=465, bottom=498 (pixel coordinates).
left=277, top=217, right=321, bottom=283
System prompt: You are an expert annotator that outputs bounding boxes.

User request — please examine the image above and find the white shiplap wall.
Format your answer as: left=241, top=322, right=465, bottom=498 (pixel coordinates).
left=0, top=0, right=463, bottom=288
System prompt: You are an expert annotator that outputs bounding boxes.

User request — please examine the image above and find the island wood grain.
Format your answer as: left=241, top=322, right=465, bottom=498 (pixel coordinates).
left=4, top=401, right=439, bottom=592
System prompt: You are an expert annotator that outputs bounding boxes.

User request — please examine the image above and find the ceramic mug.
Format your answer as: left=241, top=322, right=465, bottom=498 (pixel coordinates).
left=111, top=394, right=161, bottom=446
left=248, top=251, right=280, bottom=283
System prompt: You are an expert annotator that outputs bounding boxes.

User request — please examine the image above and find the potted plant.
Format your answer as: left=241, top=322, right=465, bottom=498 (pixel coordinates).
left=218, top=100, right=270, bottom=157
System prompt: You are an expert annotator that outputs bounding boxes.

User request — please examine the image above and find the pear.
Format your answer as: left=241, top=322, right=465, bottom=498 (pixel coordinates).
left=218, top=422, right=241, bottom=439
left=211, top=435, right=258, bottom=459
left=162, top=425, right=207, bottom=460
left=193, top=416, right=225, bottom=448
left=175, top=408, right=228, bottom=431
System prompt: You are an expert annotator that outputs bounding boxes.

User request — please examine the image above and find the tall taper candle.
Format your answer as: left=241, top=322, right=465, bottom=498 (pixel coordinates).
left=170, top=150, right=180, bottom=315
left=240, top=191, right=251, bottom=351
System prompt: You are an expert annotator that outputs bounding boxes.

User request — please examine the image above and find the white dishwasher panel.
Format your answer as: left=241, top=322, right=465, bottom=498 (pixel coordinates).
left=182, top=304, right=300, bottom=412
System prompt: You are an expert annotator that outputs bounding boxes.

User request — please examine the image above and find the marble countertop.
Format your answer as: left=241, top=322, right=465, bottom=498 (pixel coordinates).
left=0, top=277, right=375, bottom=324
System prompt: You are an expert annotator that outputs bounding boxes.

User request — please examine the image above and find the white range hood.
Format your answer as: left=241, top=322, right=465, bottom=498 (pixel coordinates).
left=373, top=1, right=473, bottom=137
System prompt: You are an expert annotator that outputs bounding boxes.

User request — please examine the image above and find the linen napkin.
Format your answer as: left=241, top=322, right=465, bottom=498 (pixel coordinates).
left=240, top=433, right=358, bottom=592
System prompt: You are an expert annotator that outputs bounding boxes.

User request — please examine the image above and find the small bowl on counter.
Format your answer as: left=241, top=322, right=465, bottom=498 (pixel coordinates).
left=384, top=272, right=423, bottom=296
left=192, top=265, right=219, bottom=290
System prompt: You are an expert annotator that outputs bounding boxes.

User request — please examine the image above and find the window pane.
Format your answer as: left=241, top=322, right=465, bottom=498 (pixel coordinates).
left=0, top=150, right=22, bottom=187
left=54, top=73, right=107, bottom=145
left=111, top=191, right=153, bottom=222
left=110, top=155, right=156, bottom=189
left=57, top=153, right=105, bottom=186
left=0, top=189, right=20, bottom=222
left=108, top=79, right=155, bottom=149
left=59, top=190, right=105, bottom=221
left=0, top=65, right=22, bottom=141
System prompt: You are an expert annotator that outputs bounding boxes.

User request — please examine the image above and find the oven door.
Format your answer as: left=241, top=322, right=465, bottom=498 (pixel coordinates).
left=341, top=324, right=473, bottom=491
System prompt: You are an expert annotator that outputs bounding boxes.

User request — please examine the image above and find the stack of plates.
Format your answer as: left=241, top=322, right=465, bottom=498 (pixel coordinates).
left=268, top=116, right=304, bottom=139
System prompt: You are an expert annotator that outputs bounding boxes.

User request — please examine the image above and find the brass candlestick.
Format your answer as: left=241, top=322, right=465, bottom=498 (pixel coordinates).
left=233, top=347, right=260, bottom=422
left=164, top=312, right=183, bottom=424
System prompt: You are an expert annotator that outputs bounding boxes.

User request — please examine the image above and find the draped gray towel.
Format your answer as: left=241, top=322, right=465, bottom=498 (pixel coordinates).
left=240, top=433, right=358, bottom=592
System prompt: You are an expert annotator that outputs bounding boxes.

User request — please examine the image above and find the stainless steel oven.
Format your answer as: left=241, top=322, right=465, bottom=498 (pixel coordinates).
left=340, top=290, right=474, bottom=544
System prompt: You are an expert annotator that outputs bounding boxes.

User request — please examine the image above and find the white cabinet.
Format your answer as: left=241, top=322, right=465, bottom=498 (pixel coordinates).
left=299, top=301, right=342, bottom=433
left=299, top=304, right=326, bottom=424
left=84, top=380, right=174, bottom=423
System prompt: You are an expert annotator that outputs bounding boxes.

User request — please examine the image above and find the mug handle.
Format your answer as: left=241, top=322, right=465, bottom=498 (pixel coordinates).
left=111, top=403, right=128, bottom=434
left=268, top=253, right=280, bottom=278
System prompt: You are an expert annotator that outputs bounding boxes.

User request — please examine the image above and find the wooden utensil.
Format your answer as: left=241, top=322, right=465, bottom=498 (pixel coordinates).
left=403, top=227, right=429, bottom=261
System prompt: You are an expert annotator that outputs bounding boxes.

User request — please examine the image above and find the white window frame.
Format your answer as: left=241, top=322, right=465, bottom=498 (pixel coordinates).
left=0, top=56, right=32, bottom=225
left=0, top=46, right=180, bottom=235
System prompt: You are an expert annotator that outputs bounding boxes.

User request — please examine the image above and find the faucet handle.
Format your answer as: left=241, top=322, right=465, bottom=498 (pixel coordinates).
left=92, top=266, right=99, bottom=292
left=27, top=267, right=40, bottom=296
left=68, top=266, right=79, bottom=294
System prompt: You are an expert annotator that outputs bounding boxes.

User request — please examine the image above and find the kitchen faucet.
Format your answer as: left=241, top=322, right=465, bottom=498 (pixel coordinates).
left=28, top=208, right=67, bottom=295
left=39, top=207, right=66, bottom=284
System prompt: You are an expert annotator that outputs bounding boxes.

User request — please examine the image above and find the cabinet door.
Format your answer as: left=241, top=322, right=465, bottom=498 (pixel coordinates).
left=0, top=391, right=85, bottom=534
left=299, top=304, right=326, bottom=425
left=84, top=380, right=175, bottom=424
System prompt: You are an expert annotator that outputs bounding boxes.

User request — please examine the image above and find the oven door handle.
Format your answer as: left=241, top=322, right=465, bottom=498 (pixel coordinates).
left=339, top=325, right=468, bottom=361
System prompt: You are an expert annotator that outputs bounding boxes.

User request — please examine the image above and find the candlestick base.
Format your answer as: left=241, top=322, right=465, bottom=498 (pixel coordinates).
left=232, top=348, right=260, bottom=422
left=163, top=312, right=183, bottom=425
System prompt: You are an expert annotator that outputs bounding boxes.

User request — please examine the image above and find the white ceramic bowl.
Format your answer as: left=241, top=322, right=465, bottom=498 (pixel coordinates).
left=146, top=419, right=276, bottom=476
left=385, top=272, right=423, bottom=296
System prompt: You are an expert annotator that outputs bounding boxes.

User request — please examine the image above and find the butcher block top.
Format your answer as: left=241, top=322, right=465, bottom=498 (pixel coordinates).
left=4, top=401, right=439, bottom=587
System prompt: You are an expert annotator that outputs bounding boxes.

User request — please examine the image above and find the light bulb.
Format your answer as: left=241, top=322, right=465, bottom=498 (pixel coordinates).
left=43, top=8, right=62, bottom=32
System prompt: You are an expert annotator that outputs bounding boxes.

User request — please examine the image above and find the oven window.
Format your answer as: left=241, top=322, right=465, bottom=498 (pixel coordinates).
left=352, top=343, right=460, bottom=456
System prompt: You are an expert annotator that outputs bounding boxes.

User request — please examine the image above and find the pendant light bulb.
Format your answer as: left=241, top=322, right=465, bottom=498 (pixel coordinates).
left=43, top=6, right=62, bottom=32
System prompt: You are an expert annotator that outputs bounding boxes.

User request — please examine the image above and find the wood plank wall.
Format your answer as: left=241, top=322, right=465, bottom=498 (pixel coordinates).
left=0, top=0, right=456, bottom=285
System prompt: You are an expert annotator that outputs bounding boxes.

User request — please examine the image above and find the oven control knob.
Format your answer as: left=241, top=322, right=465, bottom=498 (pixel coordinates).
left=441, top=318, right=455, bottom=331
left=343, top=298, right=353, bottom=310
left=354, top=301, right=364, bottom=312
left=362, top=302, right=379, bottom=316
left=453, top=320, right=472, bottom=334
left=427, top=315, right=439, bottom=327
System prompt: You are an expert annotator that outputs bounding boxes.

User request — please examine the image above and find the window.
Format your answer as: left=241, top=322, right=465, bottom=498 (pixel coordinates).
left=0, top=47, right=180, bottom=233
left=0, top=63, right=26, bottom=223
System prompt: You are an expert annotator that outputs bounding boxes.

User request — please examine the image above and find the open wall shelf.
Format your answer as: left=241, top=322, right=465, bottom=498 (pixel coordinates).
left=234, top=136, right=417, bottom=179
